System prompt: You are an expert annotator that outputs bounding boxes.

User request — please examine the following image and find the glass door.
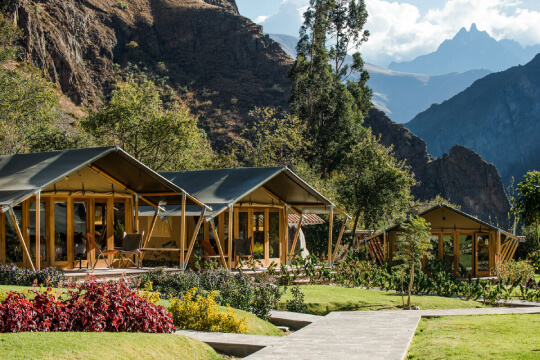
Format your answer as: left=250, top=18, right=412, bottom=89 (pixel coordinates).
left=268, top=212, right=280, bottom=263
left=442, top=234, right=455, bottom=273
left=29, top=201, right=48, bottom=268
left=475, top=233, right=490, bottom=277
left=459, top=234, right=474, bottom=275
left=73, top=201, right=88, bottom=268
left=93, top=201, right=108, bottom=267
left=253, top=212, right=265, bottom=261
left=5, top=205, right=24, bottom=265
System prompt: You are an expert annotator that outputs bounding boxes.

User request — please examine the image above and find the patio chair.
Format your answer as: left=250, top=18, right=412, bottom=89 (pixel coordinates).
left=86, top=232, right=118, bottom=270
left=233, top=237, right=253, bottom=266
left=118, top=231, right=144, bottom=268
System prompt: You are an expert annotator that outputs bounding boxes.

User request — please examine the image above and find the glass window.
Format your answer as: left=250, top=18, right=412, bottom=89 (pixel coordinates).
left=442, top=234, right=454, bottom=272
left=113, top=202, right=126, bottom=248
left=238, top=212, right=248, bottom=240
left=223, top=212, right=229, bottom=252
left=477, top=234, right=490, bottom=273
left=73, top=202, right=87, bottom=261
left=54, top=202, right=68, bottom=262
left=253, top=212, right=265, bottom=260
left=94, top=202, right=107, bottom=253
left=29, top=201, right=47, bottom=262
left=5, top=205, right=23, bottom=263
left=269, top=212, right=280, bottom=259
left=428, top=234, right=439, bottom=260
left=459, top=234, right=473, bottom=272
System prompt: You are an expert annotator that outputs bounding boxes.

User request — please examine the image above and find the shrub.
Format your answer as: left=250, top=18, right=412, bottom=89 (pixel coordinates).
left=285, top=286, right=307, bottom=313
left=168, top=288, right=249, bottom=334
left=493, top=260, right=535, bottom=286
left=0, top=264, right=66, bottom=287
left=0, top=279, right=175, bottom=333
left=115, top=1, right=128, bottom=9
left=527, top=250, right=540, bottom=273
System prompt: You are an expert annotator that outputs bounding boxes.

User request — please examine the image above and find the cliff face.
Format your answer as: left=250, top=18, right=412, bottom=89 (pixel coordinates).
left=8, top=0, right=292, bottom=146
left=406, top=54, right=540, bottom=185
left=365, top=108, right=511, bottom=226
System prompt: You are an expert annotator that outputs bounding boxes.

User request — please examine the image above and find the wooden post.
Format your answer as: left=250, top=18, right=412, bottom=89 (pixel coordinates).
left=139, top=207, right=159, bottom=263
left=264, top=209, right=269, bottom=266
left=134, top=195, right=139, bottom=233
left=0, top=212, right=5, bottom=264
left=35, top=192, right=41, bottom=270
left=8, top=207, right=35, bottom=271
left=184, top=210, right=205, bottom=269
left=383, top=231, right=387, bottom=262
left=228, top=206, right=233, bottom=269
left=283, top=206, right=289, bottom=263
left=327, top=206, right=334, bottom=266
left=210, top=219, right=227, bottom=269
left=331, top=216, right=348, bottom=262
left=180, top=192, right=186, bottom=269
left=288, top=214, right=304, bottom=263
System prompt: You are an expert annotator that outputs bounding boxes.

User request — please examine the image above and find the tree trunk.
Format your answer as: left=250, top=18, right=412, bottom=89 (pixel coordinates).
left=407, top=264, right=415, bottom=309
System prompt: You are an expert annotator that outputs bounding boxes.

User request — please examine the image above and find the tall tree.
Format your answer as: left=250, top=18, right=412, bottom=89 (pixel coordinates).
left=336, top=130, right=415, bottom=233
left=514, top=171, right=540, bottom=247
left=289, top=0, right=372, bottom=177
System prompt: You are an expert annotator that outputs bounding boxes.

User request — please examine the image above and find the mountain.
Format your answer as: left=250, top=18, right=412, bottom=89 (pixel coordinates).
left=365, top=108, right=510, bottom=226
left=268, top=34, right=491, bottom=124
left=406, top=53, right=540, bottom=186
left=6, top=0, right=292, bottom=148
left=389, top=24, right=540, bottom=75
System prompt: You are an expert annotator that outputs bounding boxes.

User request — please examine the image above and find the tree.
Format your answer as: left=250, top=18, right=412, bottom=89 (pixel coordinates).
left=0, top=12, right=22, bottom=61
left=289, top=0, right=372, bottom=177
left=231, top=107, right=310, bottom=168
left=394, top=215, right=432, bottom=309
left=514, top=171, right=540, bottom=247
left=83, top=77, right=219, bottom=171
left=336, top=130, right=415, bottom=233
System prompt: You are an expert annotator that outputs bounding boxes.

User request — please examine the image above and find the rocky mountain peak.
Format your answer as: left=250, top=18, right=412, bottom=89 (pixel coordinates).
left=202, top=0, right=238, bottom=14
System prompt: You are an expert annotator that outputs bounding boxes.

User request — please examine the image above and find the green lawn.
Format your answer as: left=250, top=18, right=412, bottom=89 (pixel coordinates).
left=0, top=332, right=222, bottom=360
left=1, top=285, right=283, bottom=337
left=279, top=285, right=486, bottom=315
left=407, top=314, right=540, bottom=359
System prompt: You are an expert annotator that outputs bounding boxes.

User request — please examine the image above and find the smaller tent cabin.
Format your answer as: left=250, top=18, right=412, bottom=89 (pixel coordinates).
left=139, top=167, right=349, bottom=269
left=364, top=204, right=520, bottom=277
left=0, top=147, right=207, bottom=270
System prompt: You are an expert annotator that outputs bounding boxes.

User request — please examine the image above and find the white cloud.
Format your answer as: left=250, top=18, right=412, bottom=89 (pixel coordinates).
left=248, top=0, right=540, bottom=67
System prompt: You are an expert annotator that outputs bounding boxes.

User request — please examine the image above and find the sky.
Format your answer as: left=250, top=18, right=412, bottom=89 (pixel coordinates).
left=235, top=0, right=540, bottom=67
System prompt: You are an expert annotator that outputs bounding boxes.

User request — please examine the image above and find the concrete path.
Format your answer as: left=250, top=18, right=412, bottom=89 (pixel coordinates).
left=177, top=306, right=540, bottom=360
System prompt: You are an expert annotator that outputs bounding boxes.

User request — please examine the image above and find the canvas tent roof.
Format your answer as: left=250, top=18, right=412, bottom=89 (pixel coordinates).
left=139, top=167, right=347, bottom=218
left=379, top=204, right=517, bottom=240
left=0, top=146, right=208, bottom=211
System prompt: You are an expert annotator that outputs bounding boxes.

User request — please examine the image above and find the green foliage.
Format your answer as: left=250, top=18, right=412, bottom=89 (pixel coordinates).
left=231, top=107, right=310, bottom=167
left=168, top=288, right=250, bottom=334
left=0, top=13, right=23, bottom=61
left=83, top=77, right=219, bottom=171
left=285, top=286, right=307, bottom=313
left=336, top=130, right=415, bottom=232
left=493, top=259, right=535, bottom=286
left=289, top=0, right=372, bottom=177
left=514, top=171, right=540, bottom=246
left=115, top=2, right=129, bottom=10
left=527, top=250, right=540, bottom=272
left=394, top=215, right=432, bottom=308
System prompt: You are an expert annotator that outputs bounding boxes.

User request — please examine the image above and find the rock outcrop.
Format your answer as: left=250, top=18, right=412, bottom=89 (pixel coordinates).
left=7, top=0, right=292, bottom=146
left=365, top=108, right=511, bottom=226
left=406, top=53, right=540, bottom=185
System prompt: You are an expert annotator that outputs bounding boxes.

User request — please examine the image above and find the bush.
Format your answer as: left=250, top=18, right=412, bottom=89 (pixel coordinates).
left=527, top=250, right=540, bottom=273
left=493, top=259, right=535, bottom=286
left=0, top=279, right=175, bottom=333
left=168, top=288, right=249, bottom=334
left=115, top=1, right=128, bottom=9
left=0, top=264, right=66, bottom=287
left=285, top=286, right=307, bottom=313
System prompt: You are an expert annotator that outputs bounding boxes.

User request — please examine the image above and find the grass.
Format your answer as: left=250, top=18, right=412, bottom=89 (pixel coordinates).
left=0, top=332, right=222, bottom=360
left=407, top=314, right=540, bottom=359
left=1, top=285, right=283, bottom=337
left=279, top=285, right=486, bottom=315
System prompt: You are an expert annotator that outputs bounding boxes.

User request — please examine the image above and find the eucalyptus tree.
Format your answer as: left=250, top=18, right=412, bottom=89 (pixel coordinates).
left=289, top=0, right=372, bottom=178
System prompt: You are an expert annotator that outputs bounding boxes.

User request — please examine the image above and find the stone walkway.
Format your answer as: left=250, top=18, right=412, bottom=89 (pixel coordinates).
left=177, top=306, right=540, bottom=360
